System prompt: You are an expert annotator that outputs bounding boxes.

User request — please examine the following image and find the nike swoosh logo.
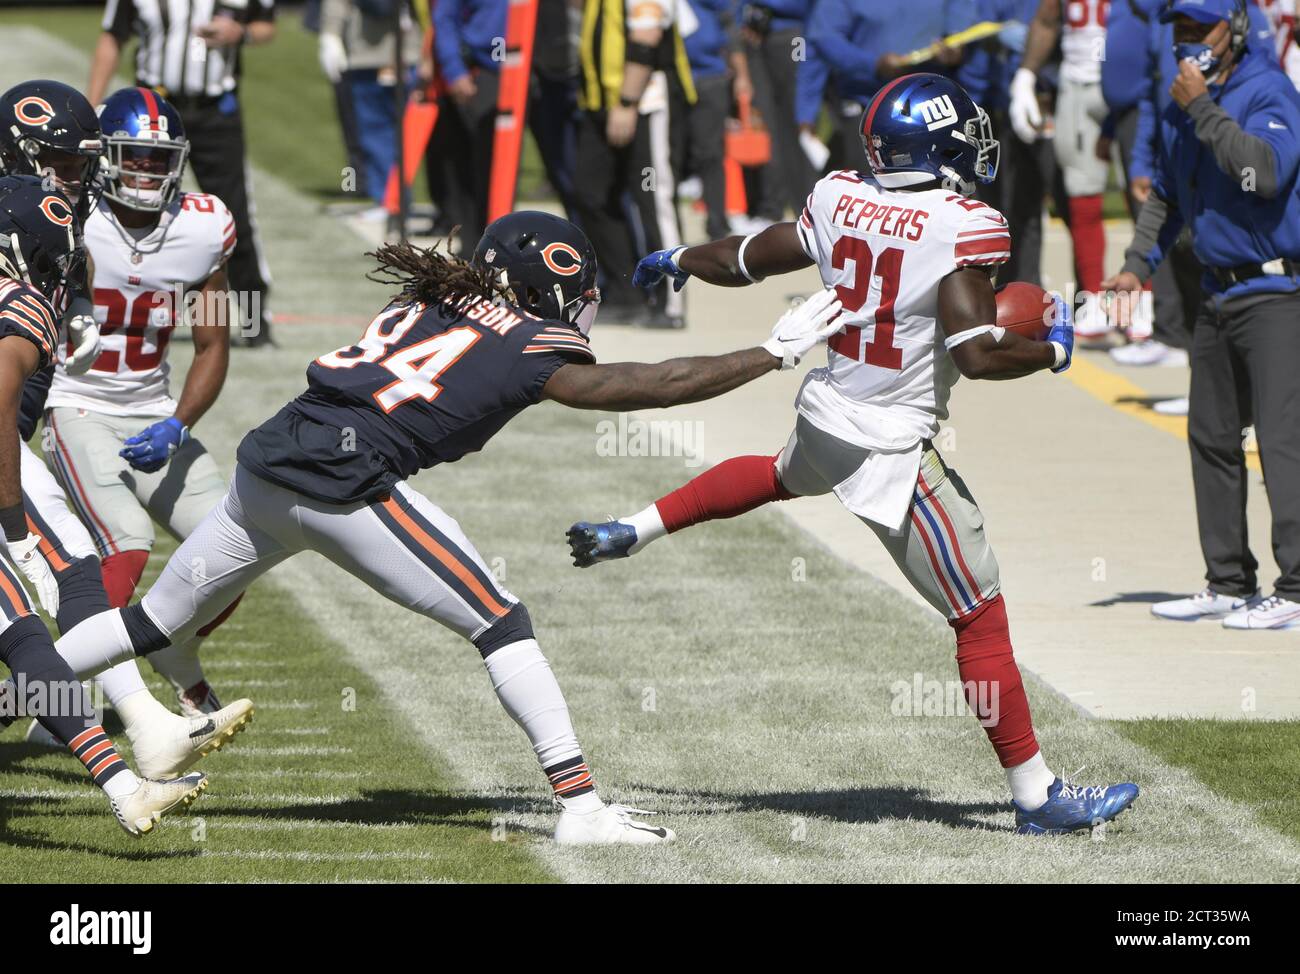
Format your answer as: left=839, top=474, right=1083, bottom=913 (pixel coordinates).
left=189, top=719, right=216, bottom=739
left=627, top=823, right=669, bottom=838
left=1269, top=121, right=1287, bottom=130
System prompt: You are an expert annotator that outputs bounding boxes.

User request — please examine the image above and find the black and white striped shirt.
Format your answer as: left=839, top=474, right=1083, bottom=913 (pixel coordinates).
left=103, top=0, right=275, bottom=99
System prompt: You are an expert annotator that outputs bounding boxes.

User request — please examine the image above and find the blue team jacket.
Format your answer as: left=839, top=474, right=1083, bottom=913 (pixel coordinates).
left=434, top=0, right=507, bottom=82
left=1131, top=5, right=1275, bottom=181
left=1145, top=48, right=1300, bottom=296
left=807, top=0, right=979, bottom=108
left=1102, top=0, right=1164, bottom=115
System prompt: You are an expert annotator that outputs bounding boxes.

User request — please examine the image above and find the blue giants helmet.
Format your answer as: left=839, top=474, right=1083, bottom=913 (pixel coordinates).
left=860, top=73, right=999, bottom=195
left=97, top=87, right=190, bottom=212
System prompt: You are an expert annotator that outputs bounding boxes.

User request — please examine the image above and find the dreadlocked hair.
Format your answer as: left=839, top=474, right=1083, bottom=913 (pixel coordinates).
left=365, top=237, right=510, bottom=310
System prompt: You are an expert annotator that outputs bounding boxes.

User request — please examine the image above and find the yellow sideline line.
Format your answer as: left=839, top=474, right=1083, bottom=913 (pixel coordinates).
left=1065, top=355, right=1262, bottom=473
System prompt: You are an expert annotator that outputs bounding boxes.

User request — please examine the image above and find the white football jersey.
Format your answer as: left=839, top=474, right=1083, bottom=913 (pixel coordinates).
left=793, top=170, right=1011, bottom=448
left=1261, top=0, right=1300, bottom=89
left=1059, top=0, right=1109, bottom=84
left=48, top=193, right=235, bottom=416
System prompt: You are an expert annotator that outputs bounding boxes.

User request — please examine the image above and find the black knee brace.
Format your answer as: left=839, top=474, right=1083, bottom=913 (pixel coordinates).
left=120, top=602, right=171, bottom=655
left=55, top=556, right=112, bottom=634
left=472, top=602, right=535, bottom=658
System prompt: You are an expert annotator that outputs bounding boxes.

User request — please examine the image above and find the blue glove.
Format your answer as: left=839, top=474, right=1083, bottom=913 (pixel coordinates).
left=120, top=417, right=189, bottom=472
left=632, top=246, right=689, bottom=291
left=1047, top=295, right=1074, bottom=374
left=999, top=21, right=1028, bottom=54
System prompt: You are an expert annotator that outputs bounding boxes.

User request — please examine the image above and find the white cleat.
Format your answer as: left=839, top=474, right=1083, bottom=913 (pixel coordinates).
left=554, top=803, right=676, bottom=845
left=111, top=772, right=207, bottom=837
left=1109, top=340, right=1189, bottom=368
left=130, top=698, right=255, bottom=779
left=1222, top=594, right=1300, bottom=630
left=1152, top=587, right=1262, bottom=622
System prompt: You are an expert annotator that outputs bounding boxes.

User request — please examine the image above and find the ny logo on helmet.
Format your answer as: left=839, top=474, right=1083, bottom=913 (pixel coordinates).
left=918, top=94, right=958, bottom=132
left=541, top=242, right=582, bottom=276
left=14, top=96, right=54, bottom=127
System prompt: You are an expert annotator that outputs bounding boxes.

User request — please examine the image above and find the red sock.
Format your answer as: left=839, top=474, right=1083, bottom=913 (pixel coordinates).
left=1067, top=194, right=1105, bottom=296
left=100, top=550, right=150, bottom=609
left=196, top=593, right=244, bottom=638
left=949, top=595, right=1040, bottom=769
left=654, top=454, right=793, bottom=534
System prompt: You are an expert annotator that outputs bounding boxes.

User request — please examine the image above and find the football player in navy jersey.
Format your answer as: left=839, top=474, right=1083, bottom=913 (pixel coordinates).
left=0, top=175, right=208, bottom=835
left=49, top=210, right=843, bottom=844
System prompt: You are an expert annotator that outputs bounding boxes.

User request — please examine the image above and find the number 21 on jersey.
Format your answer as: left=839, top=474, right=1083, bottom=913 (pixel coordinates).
left=827, top=235, right=904, bottom=371
left=317, top=304, right=481, bottom=413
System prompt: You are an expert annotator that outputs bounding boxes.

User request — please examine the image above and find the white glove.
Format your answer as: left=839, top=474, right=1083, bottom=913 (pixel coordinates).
left=63, top=313, right=101, bottom=375
left=7, top=533, right=59, bottom=617
left=761, top=288, right=844, bottom=370
left=319, top=33, right=348, bottom=83
left=1008, top=67, right=1042, bottom=144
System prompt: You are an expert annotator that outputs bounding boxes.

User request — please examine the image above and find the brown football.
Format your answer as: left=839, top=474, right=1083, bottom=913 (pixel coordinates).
left=995, top=282, right=1053, bottom=342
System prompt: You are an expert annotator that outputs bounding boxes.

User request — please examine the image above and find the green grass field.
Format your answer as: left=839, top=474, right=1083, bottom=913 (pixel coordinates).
left=0, top=9, right=1296, bottom=883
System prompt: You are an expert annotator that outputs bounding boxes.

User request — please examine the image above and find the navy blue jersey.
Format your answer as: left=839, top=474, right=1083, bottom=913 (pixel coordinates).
left=18, top=365, right=53, bottom=441
left=0, top=277, right=59, bottom=371
left=238, top=295, right=594, bottom=503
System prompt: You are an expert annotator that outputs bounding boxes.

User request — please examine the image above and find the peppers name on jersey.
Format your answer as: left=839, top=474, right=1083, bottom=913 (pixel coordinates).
left=47, top=192, right=235, bottom=417
left=238, top=295, right=594, bottom=504
left=793, top=170, right=1011, bottom=448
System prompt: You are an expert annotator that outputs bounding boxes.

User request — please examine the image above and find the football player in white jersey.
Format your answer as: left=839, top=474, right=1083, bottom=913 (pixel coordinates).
left=576, top=73, right=1140, bottom=835
left=40, top=88, right=241, bottom=717
left=0, top=175, right=210, bottom=835
left=1010, top=0, right=1115, bottom=338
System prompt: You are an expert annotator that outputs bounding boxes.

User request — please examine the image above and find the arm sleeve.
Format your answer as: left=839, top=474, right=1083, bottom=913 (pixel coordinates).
left=808, top=0, right=881, bottom=82
left=795, top=46, right=829, bottom=127
left=511, top=327, right=596, bottom=404
left=1121, top=192, right=1184, bottom=280
left=952, top=206, right=1012, bottom=269
left=1130, top=87, right=1157, bottom=181
left=1183, top=93, right=1296, bottom=199
left=0, top=291, right=58, bottom=369
left=102, top=0, right=137, bottom=40
left=433, top=0, right=470, bottom=82
left=795, top=189, right=822, bottom=264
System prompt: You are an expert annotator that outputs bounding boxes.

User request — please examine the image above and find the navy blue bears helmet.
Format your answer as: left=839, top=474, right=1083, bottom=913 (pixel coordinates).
left=0, top=80, right=103, bottom=220
left=472, top=211, right=600, bottom=335
left=0, top=173, right=83, bottom=307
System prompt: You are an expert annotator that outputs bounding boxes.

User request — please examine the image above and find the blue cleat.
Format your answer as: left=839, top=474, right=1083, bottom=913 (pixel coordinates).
left=566, top=520, right=638, bottom=568
left=1014, top=777, right=1139, bottom=835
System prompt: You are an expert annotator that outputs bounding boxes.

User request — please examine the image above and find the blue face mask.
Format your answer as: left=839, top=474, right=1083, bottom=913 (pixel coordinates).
left=1175, top=42, right=1223, bottom=80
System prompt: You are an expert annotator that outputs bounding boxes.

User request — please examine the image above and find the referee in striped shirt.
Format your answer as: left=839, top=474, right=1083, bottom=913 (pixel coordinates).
left=89, top=0, right=277, bottom=347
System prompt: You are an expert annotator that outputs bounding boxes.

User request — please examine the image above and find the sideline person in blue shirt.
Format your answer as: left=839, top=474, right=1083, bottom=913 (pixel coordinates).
left=1105, top=0, right=1300, bottom=631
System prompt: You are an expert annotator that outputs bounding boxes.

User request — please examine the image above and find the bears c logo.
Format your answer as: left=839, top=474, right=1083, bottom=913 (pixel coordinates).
left=39, top=195, right=74, bottom=227
left=541, top=242, right=582, bottom=276
left=14, top=96, right=55, bottom=127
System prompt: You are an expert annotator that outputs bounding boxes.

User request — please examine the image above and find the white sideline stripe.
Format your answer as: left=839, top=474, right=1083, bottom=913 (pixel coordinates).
left=205, top=679, right=291, bottom=688
left=219, top=769, right=372, bottom=780
left=198, top=849, right=445, bottom=862
left=224, top=792, right=354, bottom=805
left=0, top=787, right=99, bottom=800
left=240, top=746, right=353, bottom=756
left=162, top=818, right=416, bottom=832
left=265, top=727, right=331, bottom=736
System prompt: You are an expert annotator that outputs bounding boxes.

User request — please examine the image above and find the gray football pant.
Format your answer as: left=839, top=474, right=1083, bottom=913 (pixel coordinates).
left=776, top=417, right=1001, bottom=620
